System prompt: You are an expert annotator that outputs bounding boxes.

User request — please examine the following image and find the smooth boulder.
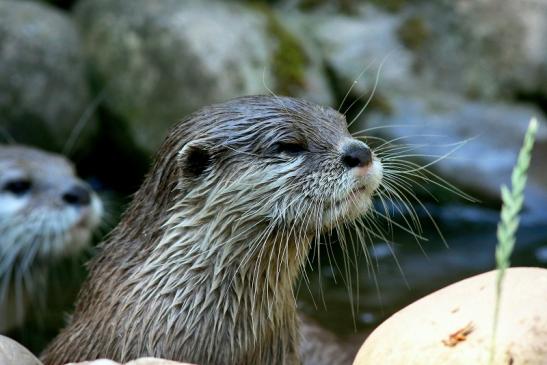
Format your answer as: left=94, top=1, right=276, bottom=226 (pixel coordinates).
left=0, top=335, right=42, bottom=365
left=354, top=267, right=547, bottom=365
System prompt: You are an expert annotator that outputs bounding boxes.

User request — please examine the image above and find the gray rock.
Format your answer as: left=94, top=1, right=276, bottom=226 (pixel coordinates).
left=277, top=12, right=334, bottom=107
left=311, top=5, right=415, bottom=97
left=75, top=0, right=332, bottom=154
left=0, top=0, right=96, bottom=154
left=404, top=0, right=547, bottom=99
left=363, top=93, right=547, bottom=218
left=311, top=1, right=547, bottom=103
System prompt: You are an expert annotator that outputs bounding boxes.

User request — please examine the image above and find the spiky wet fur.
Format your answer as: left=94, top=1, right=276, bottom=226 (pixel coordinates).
left=41, top=96, right=382, bottom=365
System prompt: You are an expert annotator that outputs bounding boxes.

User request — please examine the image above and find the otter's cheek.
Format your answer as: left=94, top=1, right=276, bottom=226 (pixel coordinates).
left=365, top=161, right=383, bottom=192
left=0, top=195, right=28, bottom=217
left=88, top=194, right=104, bottom=229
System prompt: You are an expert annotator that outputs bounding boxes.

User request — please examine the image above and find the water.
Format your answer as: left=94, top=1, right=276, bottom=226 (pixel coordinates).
left=298, top=201, right=547, bottom=346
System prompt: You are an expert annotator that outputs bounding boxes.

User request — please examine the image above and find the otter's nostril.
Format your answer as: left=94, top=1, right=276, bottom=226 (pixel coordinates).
left=62, top=185, right=92, bottom=206
left=342, top=145, right=372, bottom=169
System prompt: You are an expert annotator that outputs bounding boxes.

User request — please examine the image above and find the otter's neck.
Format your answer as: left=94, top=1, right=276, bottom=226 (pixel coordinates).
left=95, top=189, right=311, bottom=365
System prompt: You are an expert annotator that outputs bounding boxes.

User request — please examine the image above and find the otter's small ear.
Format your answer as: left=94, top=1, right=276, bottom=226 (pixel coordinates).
left=178, top=141, right=212, bottom=177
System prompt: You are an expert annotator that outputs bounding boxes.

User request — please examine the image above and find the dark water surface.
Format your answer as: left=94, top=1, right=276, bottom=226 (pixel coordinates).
left=298, top=201, right=547, bottom=345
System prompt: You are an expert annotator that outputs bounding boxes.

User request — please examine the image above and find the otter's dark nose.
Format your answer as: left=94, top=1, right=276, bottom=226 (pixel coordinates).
left=63, top=185, right=91, bottom=206
left=342, top=144, right=372, bottom=169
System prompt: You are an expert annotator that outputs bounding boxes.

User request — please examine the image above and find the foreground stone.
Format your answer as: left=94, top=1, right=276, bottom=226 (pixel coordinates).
left=0, top=346, right=196, bottom=365
left=0, top=335, right=41, bottom=365
left=354, top=267, right=547, bottom=365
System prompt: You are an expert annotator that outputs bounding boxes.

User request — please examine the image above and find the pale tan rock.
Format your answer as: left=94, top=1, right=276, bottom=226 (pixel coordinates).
left=0, top=335, right=42, bottom=365
left=354, top=267, right=547, bottom=365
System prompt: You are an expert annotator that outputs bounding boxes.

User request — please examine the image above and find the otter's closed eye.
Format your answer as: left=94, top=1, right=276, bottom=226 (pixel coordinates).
left=275, top=142, right=307, bottom=155
left=3, top=179, right=32, bottom=196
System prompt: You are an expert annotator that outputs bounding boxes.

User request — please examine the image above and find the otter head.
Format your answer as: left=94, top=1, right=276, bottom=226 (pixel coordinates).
left=0, top=145, right=103, bottom=331
left=0, top=145, right=103, bottom=271
left=168, top=96, right=382, bottom=243
left=39, top=96, right=382, bottom=365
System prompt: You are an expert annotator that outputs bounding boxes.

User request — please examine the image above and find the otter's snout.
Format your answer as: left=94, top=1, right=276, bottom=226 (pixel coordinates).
left=62, top=184, right=92, bottom=206
left=341, top=143, right=372, bottom=169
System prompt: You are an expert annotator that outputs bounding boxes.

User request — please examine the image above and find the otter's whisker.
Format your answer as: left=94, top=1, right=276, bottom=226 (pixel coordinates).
left=387, top=162, right=476, bottom=202
left=63, top=88, right=107, bottom=157
left=377, top=183, right=423, bottom=238
left=351, top=123, right=431, bottom=137
left=337, top=58, right=377, bottom=113
left=346, top=51, right=391, bottom=126
left=382, top=173, right=449, bottom=248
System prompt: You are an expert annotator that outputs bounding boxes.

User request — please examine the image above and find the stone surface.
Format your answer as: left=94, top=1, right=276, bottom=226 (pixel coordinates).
left=0, top=335, right=42, bottom=365
left=311, top=5, right=414, bottom=97
left=363, top=93, right=547, bottom=220
left=0, top=0, right=96, bottom=153
left=276, top=11, right=334, bottom=107
left=74, top=0, right=332, bottom=154
left=354, top=267, right=547, bottom=365
left=310, top=0, right=547, bottom=103
left=404, top=0, right=547, bottom=99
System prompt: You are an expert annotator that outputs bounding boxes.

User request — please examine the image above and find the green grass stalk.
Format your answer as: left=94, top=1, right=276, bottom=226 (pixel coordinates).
left=489, top=117, right=538, bottom=364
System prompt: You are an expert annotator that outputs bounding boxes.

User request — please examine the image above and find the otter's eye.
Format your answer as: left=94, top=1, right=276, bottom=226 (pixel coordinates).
left=274, top=142, right=307, bottom=155
left=3, top=179, right=32, bottom=196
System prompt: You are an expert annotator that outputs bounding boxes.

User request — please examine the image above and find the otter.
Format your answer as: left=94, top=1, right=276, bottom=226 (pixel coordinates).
left=0, top=145, right=103, bottom=333
left=41, top=96, right=383, bottom=365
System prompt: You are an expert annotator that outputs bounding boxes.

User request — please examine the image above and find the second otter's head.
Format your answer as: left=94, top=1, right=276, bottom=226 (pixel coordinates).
left=156, top=96, right=382, bottom=240
left=0, top=145, right=103, bottom=331
left=0, top=146, right=103, bottom=263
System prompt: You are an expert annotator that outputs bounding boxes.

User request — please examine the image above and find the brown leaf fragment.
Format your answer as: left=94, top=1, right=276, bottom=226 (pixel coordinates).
left=442, top=322, right=474, bottom=347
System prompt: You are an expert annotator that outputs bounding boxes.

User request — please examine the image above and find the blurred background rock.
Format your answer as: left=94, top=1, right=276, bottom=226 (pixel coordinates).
left=0, top=0, right=546, bottom=356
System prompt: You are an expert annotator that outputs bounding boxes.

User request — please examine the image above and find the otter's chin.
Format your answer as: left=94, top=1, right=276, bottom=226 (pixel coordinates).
left=51, top=194, right=103, bottom=258
left=72, top=195, right=103, bottom=250
left=321, top=159, right=383, bottom=230
left=321, top=193, right=374, bottom=230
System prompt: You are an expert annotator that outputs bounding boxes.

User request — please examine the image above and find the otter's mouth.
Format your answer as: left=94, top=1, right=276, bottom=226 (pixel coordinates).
left=325, top=185, right=370, bottom=211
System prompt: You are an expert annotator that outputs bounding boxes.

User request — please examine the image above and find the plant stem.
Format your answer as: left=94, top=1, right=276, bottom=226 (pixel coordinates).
left=489, top=117, right=538, bottom=364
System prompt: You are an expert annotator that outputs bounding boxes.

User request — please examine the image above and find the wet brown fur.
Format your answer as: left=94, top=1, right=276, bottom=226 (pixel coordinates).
left=41, top=96, right=381, bottom=365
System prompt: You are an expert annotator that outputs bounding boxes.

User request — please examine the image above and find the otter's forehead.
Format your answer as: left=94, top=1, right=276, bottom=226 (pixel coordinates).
left=196, top=96, right=349, bottom=148
left=225, top=96, right=346, bottom=129
left=0, top=145, right=76, bottom=183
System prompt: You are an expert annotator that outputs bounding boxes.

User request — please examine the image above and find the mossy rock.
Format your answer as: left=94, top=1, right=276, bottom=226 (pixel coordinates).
left=397, top=15, right=430, bottom=50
